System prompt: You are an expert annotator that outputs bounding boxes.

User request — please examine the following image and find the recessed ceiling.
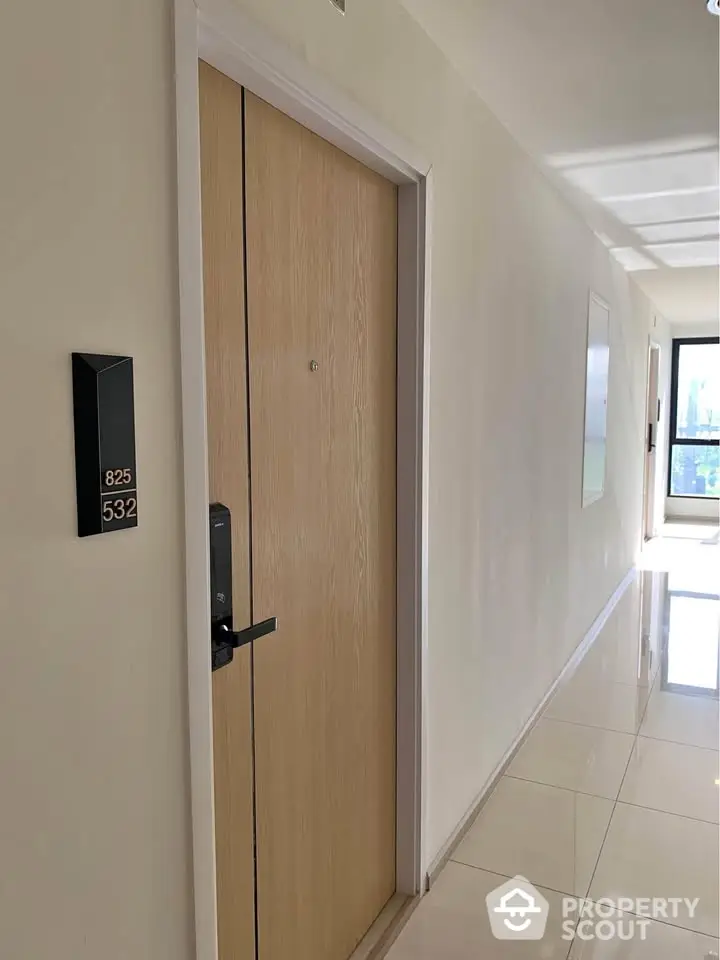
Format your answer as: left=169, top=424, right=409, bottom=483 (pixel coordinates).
left=400, top=0, right=720, bottom=321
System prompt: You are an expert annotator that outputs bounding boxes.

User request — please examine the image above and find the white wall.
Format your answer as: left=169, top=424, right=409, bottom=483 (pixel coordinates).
left=671, top=320, right=720, bottom=338
left=0, top=3, right=194, bottom=959
left=666, top=498, right=719, bottom=522
left=0, top=0, right=666, bottom=956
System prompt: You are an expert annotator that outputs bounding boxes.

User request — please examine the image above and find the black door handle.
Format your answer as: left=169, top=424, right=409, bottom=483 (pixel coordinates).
left=209, top=502, right=277, bottom=671
left=647, top=422, right=655, bottom=453
left=222, top=617, right=278, bottom=647
left=212, top=617, right=277, bottom=672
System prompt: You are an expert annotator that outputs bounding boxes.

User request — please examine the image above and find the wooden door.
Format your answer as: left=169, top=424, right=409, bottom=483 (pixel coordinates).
left=201, top=66, right=398, bottom=960
left=245, top=93, right=397, bottom=960
left=199, top=61, right=256, bottom=960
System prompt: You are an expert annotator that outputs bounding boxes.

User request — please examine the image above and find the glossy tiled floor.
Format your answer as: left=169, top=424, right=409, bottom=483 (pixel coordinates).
left=387, top=526, right=720, bottom=959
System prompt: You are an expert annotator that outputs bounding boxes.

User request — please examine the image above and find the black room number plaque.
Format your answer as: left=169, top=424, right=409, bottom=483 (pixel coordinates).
left=72, top=353, right=138, bottom=537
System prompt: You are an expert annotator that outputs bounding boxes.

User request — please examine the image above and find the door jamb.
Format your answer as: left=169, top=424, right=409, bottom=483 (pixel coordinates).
left=641, top=338, right=661, bottom=544
left=174, top=2, right=431, bottom=957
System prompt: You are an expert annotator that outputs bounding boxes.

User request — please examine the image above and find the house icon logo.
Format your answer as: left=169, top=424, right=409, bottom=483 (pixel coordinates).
left=485, top=875, right=549, bottom=940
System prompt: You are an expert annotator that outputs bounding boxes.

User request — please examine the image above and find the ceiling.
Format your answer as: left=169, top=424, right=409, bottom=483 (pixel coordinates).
left=400, top=0, right=720, bottom=323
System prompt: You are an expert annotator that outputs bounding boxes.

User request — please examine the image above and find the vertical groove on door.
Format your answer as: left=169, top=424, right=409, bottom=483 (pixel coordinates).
left=244, top=92, right=398, bottom=960
left=240, top=86, right=262, bottom=960
left=199, top=60, right=256, bottom=960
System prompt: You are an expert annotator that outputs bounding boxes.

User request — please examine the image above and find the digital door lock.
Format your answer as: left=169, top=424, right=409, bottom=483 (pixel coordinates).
left=209, top=502, right=277, bottom=671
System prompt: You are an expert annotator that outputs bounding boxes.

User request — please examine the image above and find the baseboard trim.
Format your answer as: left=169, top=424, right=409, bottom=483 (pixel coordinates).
left=349, top=893, right=419, bottom=960
left=425, top=565, right=638, bottom=887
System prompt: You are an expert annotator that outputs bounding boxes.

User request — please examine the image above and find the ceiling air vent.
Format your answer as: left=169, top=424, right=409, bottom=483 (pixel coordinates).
left=330, top=0, right=346, bottom=13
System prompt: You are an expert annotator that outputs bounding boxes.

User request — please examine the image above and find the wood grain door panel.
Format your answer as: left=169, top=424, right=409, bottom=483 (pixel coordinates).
left=244, top=91, right=398, bottom=960
left=200, top=67, right=398, bottom=960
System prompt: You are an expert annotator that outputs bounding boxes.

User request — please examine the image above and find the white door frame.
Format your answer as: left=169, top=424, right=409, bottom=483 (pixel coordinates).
left=641, top=338, right=661, bottom=543
left=174, top=2, right=431, bottom=957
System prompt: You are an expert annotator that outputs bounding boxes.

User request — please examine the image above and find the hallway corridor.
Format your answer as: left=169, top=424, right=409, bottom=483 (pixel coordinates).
left=387, top=527, right=720, bottom=958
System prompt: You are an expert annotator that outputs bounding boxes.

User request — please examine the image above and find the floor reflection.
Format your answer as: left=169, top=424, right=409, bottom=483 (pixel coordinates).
left=387, top=522, right=720, bottom=959
left=661, top=573, right=719, bottom=699
left=641, top=528, right=720, bottom=701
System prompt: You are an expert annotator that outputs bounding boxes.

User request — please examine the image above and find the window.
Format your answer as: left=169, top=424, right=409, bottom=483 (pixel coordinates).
left=668, top=337, right=719, bottom=499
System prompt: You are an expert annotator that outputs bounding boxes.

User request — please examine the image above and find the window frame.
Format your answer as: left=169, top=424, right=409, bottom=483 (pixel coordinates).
left=667, top=335, right=720, bottom=499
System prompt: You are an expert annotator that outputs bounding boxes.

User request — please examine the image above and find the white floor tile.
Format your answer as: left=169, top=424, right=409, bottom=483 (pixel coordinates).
left=507, top=719, right=635, bottom=800
left=589, top=803, right=720, bottom=938
left=640, top=688, right=719, bottom=751
left=389, top=536, right=720, bottom=960
left=619, top=736, right=720, bottom=823
left=544, top=675, right=649, bottom=735
left=577, top=636, right=647, bottom=690
left=568, top=909, right=719, bottom=958
left=386, top=862, right=574, bottom=960
left=453, top=776, right=613, bottom=897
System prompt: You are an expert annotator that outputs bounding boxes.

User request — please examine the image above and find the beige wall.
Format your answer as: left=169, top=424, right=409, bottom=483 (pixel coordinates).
left=0, top=0, right=664, bottom=956
left=0, top=2, right=193, bottom=959
left=670, top=319, right=720, bottom=339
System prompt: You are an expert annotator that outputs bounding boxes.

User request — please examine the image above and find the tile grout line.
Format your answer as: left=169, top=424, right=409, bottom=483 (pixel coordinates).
left=449, top=855, right=719, bottom=942
left=544, top=676, right=658, bottom=738
left=582, top=663, right=662, bottom=903
left=429, top=555, right=717, bottom=956
left=443, top=572, right=718, bottom=952
left=506, top=766, right=720, bottom=819
left=503, top=774, right=624, bottom=803
left=545, top=671, right=720, bottom=748
left=447, top=858, right=583, bottom=903
left=524, top=629, right=717, bottom=941
left=538, top=714, right=650, bottom=735
left=583, top=703, right=646, bottom=896
left=633, top=733, right=720, bottom=752
left=502, top=775, right=720, bottom=826
left=444, top=857, right=590, bottom=953
left=539, top=715, right=646, bottom=737
left=613, top=798, right=720, bottom=827
left=601, top=903, right=720, bottom=940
